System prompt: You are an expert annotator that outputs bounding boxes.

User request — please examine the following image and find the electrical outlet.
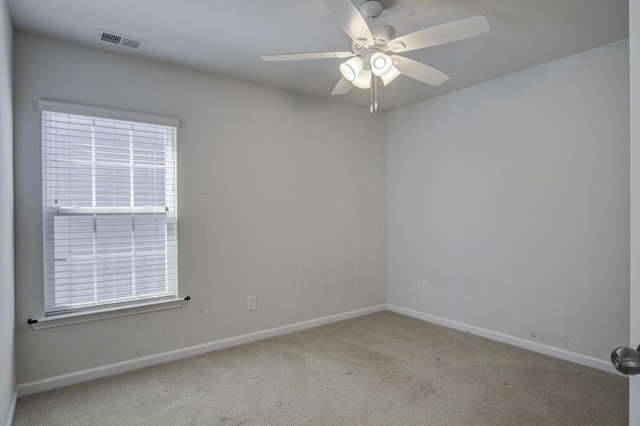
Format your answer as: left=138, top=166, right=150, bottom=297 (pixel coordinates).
left=421, top=281, right=429, bottom=294
left=247, top=295, right=257, bottom=311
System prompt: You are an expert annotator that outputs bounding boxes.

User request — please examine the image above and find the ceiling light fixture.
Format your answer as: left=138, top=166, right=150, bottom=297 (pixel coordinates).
left=370, top=52, right=392, bottom=77
left=353, top=68, right=372, bottom=89
left=339, top=52, right=398, bottom=113
left=339, top=57, right=364, bottom=81
left=380, top=65, right=401, bottom=85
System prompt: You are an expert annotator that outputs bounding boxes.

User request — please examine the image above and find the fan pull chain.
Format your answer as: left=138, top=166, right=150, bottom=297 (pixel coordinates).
left=369, top=77, right=379, bottom=113
left=370, top=76, right=380, bottom=114
left=370, top=78, right=374, bottom=113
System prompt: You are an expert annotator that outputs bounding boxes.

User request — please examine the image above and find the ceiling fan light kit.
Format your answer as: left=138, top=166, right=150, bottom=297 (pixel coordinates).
left=353, top=68, right=372, bottom=89
left=380, top=65, right=401, bottom=86
left=261, top=0, right=491, bottom=111
left=370, top=52, right=393, bottom=76
left=340, top=56, right=364, bottom=81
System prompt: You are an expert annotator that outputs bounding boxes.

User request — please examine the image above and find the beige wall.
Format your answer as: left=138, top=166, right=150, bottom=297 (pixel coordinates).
left=387, top=40, right=629, bottom=367
left=12, top=32, right=387, bottom=385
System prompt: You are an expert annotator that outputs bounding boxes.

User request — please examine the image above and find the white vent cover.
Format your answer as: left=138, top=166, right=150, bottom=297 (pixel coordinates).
left=96, top=29, right=146, bottom=51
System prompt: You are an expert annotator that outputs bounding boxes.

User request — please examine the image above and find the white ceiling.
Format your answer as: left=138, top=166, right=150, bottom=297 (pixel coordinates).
left=6, top=0, right=629, bottom=111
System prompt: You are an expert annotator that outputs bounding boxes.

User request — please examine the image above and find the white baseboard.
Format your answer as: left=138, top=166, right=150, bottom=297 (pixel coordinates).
left=17, top=302, right=616, bottom=397
left=387, top=304, right=615, bottom=374
left=5, top=387, right=17, bottom=426
left=17, top=304, right=386, bottom=396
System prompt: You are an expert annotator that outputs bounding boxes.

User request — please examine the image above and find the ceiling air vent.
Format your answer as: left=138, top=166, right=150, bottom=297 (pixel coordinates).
left=96, top=29, right=146, bottom=51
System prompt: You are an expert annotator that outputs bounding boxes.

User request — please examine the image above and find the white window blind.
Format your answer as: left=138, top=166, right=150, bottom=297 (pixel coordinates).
left=40, top=100, right=179, bottom=315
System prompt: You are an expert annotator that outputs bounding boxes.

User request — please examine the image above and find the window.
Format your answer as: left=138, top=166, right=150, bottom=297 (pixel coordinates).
left=39, top=100, right=179, bottom=315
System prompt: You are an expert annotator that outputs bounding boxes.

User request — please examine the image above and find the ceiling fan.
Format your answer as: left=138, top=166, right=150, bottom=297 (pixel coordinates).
left=261, top=0, right=490, bottom=110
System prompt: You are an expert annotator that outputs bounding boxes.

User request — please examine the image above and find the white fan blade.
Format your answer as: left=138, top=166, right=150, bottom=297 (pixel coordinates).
left=392, top=56, right=449, bottom=86
left=262, top=51, right=355, bottom=61
left=331, top=77, right=353, bottom=95
left=387, top=15, right=490, bottom=53
left=324, top=0, right=374, bottom=45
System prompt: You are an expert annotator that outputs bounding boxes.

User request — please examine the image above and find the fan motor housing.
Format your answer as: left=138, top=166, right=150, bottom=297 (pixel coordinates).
left=353, top=21, right=395, bottom=51
left=371, top=21, right=395, bottom=44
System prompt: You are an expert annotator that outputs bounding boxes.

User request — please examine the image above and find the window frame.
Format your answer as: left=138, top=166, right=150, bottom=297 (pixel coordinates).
left=37, top=99, right=183, bottom=322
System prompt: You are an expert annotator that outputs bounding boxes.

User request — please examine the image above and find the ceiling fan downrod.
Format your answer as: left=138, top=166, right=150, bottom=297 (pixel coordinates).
left=359, top=0, right=383, bottom=22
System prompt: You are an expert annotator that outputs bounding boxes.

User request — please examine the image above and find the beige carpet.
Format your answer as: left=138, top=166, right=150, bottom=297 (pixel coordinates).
left=14, top=311, right=628, bottom=425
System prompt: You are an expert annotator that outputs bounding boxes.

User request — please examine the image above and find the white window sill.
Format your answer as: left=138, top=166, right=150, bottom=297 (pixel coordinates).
left=28, top=296, right=190, bottom=330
